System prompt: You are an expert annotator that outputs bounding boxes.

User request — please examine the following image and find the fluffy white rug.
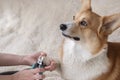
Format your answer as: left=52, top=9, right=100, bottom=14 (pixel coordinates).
left=0, top=0, right=120, bottom=79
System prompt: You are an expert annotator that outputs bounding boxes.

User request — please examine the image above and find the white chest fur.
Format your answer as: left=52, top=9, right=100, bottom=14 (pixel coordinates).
left=61, top=39, right=110, bottom=80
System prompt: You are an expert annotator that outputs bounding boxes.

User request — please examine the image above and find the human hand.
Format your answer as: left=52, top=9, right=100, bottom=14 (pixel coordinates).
left=12, top=68, right=45, bottom=80
left=44, top=59, right=57, bottom=72
left=23, top=52, right=57, bottom=71
left=22, top=52, right=47, bottom=66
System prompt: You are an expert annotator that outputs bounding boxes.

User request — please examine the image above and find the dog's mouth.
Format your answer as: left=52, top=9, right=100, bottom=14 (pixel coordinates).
left=62, top=33, right=80, bottom=41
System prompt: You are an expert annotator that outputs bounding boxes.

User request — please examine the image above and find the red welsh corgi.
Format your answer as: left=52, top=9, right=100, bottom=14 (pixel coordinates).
left=59, top=0, right=120, bottom=80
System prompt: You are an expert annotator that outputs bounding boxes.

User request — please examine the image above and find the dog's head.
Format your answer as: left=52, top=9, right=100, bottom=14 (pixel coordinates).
left=60, top=0, right=120, bottom=54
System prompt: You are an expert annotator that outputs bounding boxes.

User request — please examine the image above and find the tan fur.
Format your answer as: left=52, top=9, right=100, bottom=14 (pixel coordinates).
left=59, top=0, right=120, bottom=80
left=96, top=42, right=120, bottom=80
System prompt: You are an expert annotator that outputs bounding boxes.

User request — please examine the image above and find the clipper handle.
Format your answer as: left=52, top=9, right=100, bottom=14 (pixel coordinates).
left=31, top=56, right=51, bottom=80
left=32, top=63, right=45, bottom=80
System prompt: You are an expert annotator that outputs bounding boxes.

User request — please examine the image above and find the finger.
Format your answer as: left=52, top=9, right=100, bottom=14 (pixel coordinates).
left=40, top=52, right=47, bottom=57
left=32, top=52, right=47, bottom=58
left=33, top=73, right=45, bottom=80
left=45, top=60, right=56, bottom=71
left=31, top=68, right=45, bottom=74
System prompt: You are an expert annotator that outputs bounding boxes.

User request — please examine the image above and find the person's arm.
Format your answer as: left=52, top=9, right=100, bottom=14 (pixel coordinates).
left=0, top=53, right=26, bottom=66
left=0, top=52, right=57, bottom=80
left=0, top=75, right=12, bottom=80
left=0, top=52, right=57, bottom=71
left=0, top=68, right=45, bottom=80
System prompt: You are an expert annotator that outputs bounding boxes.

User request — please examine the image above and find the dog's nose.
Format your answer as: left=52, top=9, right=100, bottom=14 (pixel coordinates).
left=60, top=24, right=67, bottom=31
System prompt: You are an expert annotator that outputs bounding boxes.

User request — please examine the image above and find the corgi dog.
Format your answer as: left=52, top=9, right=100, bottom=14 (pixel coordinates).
left=59, top=0, right=120, bottom=80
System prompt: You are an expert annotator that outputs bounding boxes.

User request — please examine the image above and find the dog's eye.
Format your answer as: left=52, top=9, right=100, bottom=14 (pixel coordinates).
left=80, top=20, right=87, bottom=26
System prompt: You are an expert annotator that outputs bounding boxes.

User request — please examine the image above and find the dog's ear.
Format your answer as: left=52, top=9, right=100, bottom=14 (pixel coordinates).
left=99, top=14, right=120, bottom=35
left=80, top=0, right=92, bottom=12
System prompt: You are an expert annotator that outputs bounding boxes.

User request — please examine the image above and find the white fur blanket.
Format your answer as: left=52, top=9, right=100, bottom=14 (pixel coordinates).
left=0, top=0, right=120, bottom=79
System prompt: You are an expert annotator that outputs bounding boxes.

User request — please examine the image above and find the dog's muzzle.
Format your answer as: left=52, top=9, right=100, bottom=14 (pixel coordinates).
left=60, top=23, right=80, bottom=41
